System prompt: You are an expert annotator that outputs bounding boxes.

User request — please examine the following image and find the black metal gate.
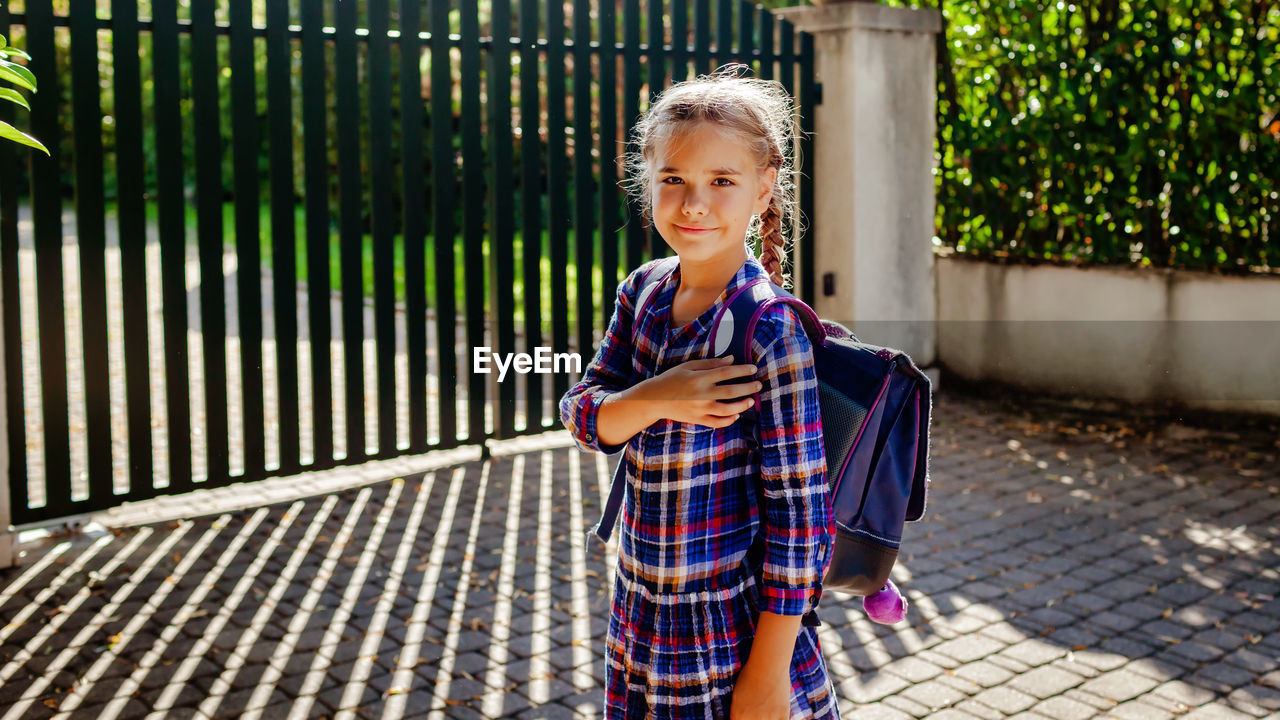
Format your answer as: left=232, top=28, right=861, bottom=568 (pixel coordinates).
left=0, top=0, right=816, bottom=526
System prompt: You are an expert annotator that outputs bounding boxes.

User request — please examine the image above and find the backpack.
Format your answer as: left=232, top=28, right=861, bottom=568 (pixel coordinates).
left=587, top=256, right=931, bottom=607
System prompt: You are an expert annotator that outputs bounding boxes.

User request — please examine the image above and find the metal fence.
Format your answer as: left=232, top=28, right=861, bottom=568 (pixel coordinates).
left=0, top=0, right=816, bottom=526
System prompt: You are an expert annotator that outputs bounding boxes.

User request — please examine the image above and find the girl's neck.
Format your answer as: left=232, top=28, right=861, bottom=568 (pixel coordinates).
left=676, top=244, right=750, bottom=294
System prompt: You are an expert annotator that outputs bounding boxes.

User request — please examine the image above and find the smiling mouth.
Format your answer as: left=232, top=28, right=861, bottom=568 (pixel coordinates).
left=677, top=225, right=715, bottom=232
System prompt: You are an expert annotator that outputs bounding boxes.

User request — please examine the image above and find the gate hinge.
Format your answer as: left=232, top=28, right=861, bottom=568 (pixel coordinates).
left=813, top=82, right=823, bottom=105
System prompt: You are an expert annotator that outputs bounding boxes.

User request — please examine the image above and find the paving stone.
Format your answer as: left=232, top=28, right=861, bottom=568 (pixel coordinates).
left=921, top=708, right=984, bottom=720
left=933, top=635, right=1008, bottom=664
left=1152, top=679, right=1219, bottom=707
left=1224, top=647, right=1278, bottom=675
left=1168, top=640, right=1229, bottom=663
left=843, top=704, right=915, bottom=720
left=1228, top=684, right=1280, bottom=712
left=1086, top=610, right=1144, bottom=633
left=1028, top=695, right=1099, bottom=720
left=1179, top=703, right=1259, bottom=719
left=1080, top=669, right=1161, bottom=704
left=953, top=661, right=1015, bottom=689
left=970, top=686, right=1038, bottom=714
left=900, top=679, right=969, bottom=712
left=883, top=656, right=944, bottom=683
left=998, top=639, right=1066, bottom=668
left=1107, top=698, right=1177, bottom=719
left=951, top=698, right=1005, bottom=719
left=839, top=672, right=911, bottom=704
left=882, top=693, right=933, bottom=718
left=1007, top=665, right=1085, bottom=699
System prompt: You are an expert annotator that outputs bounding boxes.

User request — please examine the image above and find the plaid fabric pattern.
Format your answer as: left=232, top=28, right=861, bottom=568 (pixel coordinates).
left=561, top=253, right=840, bottom=719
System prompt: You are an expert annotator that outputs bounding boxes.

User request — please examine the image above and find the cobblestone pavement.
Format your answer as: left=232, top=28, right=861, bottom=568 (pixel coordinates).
left=1, top=384, right=1277, bottom=719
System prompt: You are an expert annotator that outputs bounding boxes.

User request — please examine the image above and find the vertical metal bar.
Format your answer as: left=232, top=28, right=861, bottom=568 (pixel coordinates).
left=599, top=0, right=620, bottom=338
left=368, top=0, right=396, bottom=455
left=572, top=0, right=595, bottom=383
left=779, top=20, right=795, bottom=113
left=459, top=0, right=486, bottom=442
left=799, top=30, right=816, bottom=306
left=151, top=0, right=192, bottom=493
left=266, top=0, right=300, bottom=474
left=110, top=0, right=154, bottom=500
left=693, top=0, right=710, bottom=79
left=0, top=4, right=30, bottom=521
left=716, top=0, right=732, bottom=70
left=400, top=0, right=428, bottom=453
left=518, top=0, right=544, bottom=433
left=230, top=0, right=264, bottom=480
left=648, top=0, right=667, bottom=259
left=26, top=0, right=72, bottom=512
left=429, top=0, right=458, bottom=448
left=191, top=0, right=230, bottom=483
left=546, top=0, right=570, bottom=403
left=488, top=0, right=516, bottom=439
left=301, top=0, right=333, bottom=467
left=670, top=0, right=687, bottom=84
left=622, top=0, right=644, bottom=272
left=69, top=0, right=113, bottom=502
left=758, top=6, right=773, bottom=82
left=737, top=0, right=754, bottom=75
left=334, top=0, right=365, bottom=462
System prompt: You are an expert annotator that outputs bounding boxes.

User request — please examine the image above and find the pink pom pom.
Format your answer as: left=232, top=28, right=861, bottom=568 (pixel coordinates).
left=862, top=579, right=908, bottom=625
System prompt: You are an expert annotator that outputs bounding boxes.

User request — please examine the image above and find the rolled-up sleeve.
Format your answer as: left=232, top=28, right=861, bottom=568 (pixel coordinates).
left=752, top=308, right=833, bottom=616
left=558, top=267, right=646, bottom=455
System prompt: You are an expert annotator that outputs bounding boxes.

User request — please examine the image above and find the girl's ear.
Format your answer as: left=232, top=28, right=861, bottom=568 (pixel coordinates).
left=755, top=166, right=777, bottom=214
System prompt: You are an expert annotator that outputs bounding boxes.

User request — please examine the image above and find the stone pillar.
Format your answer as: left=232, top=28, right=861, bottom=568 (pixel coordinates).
left=775, top=2, right=940, bottom=367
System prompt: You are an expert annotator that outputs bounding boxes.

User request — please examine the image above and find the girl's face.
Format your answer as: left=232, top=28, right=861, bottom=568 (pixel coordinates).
left=649, top=122, right=776, bottom=268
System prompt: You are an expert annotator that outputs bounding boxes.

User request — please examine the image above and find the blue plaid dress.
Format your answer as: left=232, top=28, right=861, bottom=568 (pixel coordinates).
left=561, top=253, right=840, bottom=720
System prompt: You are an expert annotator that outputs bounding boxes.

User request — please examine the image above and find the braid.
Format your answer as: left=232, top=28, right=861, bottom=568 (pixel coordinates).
left=757, top=201, right=788, bottom=289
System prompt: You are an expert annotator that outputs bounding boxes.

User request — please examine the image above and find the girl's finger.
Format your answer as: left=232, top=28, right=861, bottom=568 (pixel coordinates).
left=713, top=363, right=759, bottom=381
left=715, top=380, right=762, bottom=400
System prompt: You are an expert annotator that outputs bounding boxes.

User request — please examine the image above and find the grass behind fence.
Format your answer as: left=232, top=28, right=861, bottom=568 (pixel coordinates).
left=103, top=199, right=610, bottom=340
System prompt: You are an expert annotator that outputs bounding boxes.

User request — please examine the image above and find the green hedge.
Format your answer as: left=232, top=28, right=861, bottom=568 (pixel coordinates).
left=880, top=0, right=1279, bottom=274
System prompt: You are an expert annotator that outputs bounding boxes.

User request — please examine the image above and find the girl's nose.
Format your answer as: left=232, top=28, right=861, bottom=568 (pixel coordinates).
left=682, top=187, right=708, bottom=215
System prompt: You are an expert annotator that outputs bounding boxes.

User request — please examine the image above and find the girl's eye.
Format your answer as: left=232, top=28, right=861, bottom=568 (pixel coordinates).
left=660, top=177, right=733, bottom=186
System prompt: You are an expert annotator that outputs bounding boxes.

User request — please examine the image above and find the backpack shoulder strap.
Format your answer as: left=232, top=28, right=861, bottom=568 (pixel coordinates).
left=634, top=256, right=679, bottom=311
left=710, top=280, right=825, bottom=367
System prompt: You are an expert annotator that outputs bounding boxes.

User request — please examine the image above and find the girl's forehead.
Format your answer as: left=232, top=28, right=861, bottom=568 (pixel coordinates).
left=651, top=124, right=755, bottom=168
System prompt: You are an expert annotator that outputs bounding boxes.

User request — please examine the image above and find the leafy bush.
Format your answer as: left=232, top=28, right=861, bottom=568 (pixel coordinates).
left=882, top=0, right=1279, bottom=273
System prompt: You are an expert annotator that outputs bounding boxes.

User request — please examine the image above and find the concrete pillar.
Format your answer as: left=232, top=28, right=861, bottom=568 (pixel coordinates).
left=774, top=2, right=940, bottom=367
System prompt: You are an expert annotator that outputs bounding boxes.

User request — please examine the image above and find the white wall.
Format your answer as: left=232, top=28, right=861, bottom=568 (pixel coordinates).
left=937, top=255, right=1280, bottom=417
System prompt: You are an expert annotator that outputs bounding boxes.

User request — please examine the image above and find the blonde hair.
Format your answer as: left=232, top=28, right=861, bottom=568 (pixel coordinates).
left=620, top=63, right=806, bottom=289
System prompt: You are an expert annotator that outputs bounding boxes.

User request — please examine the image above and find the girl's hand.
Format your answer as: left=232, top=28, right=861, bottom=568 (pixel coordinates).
left=639, top=356, right=761, bottom=428
left=729, top=661, right=792, bottom=720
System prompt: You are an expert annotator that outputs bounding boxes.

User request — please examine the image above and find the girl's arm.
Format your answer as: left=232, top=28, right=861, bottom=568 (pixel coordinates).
left=733, top=306, right=832, bottom=716
left=558, top=269, right=646, bottom=455
left=750, top=306, right=832, bottom=619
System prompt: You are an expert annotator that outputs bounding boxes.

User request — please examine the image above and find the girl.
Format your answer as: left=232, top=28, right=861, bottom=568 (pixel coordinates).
left=559, top=65, right=838, bottom=720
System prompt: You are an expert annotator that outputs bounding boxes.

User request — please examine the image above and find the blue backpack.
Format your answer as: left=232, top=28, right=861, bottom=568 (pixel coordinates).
left=588, top=257, right=931, bottom=608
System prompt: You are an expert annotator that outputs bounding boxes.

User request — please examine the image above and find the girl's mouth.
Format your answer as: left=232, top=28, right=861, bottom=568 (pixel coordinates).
left=676, top=224, right=715, bottom=233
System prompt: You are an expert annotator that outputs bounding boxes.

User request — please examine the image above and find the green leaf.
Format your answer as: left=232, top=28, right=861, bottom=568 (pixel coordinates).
left=0, top=60, right=37, bottom=92
left=0, top=87, right=30, bottom=111
left=0, top=47, right=33, bottom=63
left=0, top=120, right=49, bottom=155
